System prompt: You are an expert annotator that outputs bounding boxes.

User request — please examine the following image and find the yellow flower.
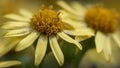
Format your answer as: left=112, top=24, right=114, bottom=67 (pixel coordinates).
left=0, top=60, right=21, bottom=68
left=57, top=1, right=120, bottom=60
left=1, top=5, right=89, bottom=66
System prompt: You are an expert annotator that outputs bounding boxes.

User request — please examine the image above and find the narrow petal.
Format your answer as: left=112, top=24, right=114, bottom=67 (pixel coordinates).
left=64, top=29, right=94, bottom=36
left=57, top=32, right=82, bottom=50
left=15, top=31, right=39, bottom=51
left=0, top=38, right=20, bottom=57
left=4, top=14, right=30, bottom=22
left=112, top=34, right=120, bottom=47
left=4, top=28, right=30, bottom=37
left=75, top=36, right=91, bottom=42
left=60, top=10, right=83, bottom=21
left=19, top=9, right=32, bottom=18
left=2, top=21, right=29, bottom=29
left=95, top=31, right=106, bottom=53
left=35, top=35, right=47, bottom=66
left=49, top=36, right=64, bottom=66
left=71, top=2, right=86, bottom=15
left=0, top=61, right=21, bottom=68
left=62, top=18, right=87, bottom=29
left=57, top=1, right=74, bottom=14
left=57, top=1, right=81, bottom=17
left=103, top=36, right=111, bottom=61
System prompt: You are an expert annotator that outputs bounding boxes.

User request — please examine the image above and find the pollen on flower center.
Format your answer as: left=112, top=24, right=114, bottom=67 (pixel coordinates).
left=30, top=6, right=64, bottom=36
left=85, top=5, right=118, bottom=33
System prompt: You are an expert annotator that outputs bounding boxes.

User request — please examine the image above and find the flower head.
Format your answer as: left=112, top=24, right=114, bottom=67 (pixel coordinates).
left=57, top=1, right=120, bottom=60
left=1, top=5, right=86, bottom=66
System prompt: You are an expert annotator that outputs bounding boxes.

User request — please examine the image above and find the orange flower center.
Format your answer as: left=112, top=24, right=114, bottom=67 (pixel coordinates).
left=85, top=6, right=118, bottom=33
left=30, top=6, right=64, bottom=36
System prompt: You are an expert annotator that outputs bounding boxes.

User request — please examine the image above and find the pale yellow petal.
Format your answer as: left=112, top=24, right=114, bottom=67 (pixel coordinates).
left=49, top=36, right=64, bottom=66
left=57, top=1, right=74, bottom=14
left=4, top=14, right=30, bottom=22
left=75, top=36, right=91, bottom=42
left=95, top=31, right=105, bottom=53
left=60, top=10, right=83, bottom=21
left=62, top=18, right=87, bottom=29
left=112, top=34, right=120, bottom=47
left=0, top=60, right=21, bottom=68
left=71, top=2, right=86, bottom=15
left=4, top=28, right=30, bottom=37
left=64, top=29, right=94, bottom=36
left=57, top=32, right=82, bottom=50
left=103, top=36, right=111, bottom=61
left=35, top=35, right=47, bottom=66
left=57, top=1, right=81, bottom=17
left=15, top=31, right=39, bottom=51
left=0, top=38, right=20, bottom=57
left=2, top=21, right=29, bottom=29
left=19, top=9, right=32, bottom=18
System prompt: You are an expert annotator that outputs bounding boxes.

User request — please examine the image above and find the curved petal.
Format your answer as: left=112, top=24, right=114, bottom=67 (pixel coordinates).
left=0, top=60, right=21, bottom=68
left=112, top=34, right=120, bottom=47
left=19, top=9, right=32, bottom=18
left=57, top=32, right=82, bottom=50
left=2, top=21, right=29, bottom=29
left=15, top=31, right=39, bottom=51
left=95, top=31, right=106, bottom=53
left=4, top=28, right=30, bottom=37
left=103, top=36, right=111, bottom=61
left=35, top=35, right=47, bottom=66
left=4, top=14, right=30, bottom=22
left=49, top=36, right=64, bottom=66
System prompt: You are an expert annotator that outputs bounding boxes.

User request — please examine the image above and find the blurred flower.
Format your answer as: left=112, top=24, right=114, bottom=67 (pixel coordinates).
left=1, top=5, right=90, bottom=66
left=57, top=1, right=120, bottom=60
left=0, top=60, right=21, bottom=68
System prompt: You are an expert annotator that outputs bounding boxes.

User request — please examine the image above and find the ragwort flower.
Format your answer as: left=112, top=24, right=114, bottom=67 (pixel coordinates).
left=1, top=5, right=86, bottom=66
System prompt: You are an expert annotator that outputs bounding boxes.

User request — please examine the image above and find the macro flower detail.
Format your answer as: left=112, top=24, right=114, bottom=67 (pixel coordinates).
left=57, top=1, right=120, bottom=60
left=2, top=5, right=84, bottom=66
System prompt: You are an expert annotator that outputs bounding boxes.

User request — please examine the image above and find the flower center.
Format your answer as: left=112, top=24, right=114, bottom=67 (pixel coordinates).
left=30, top=6, right=64, bottom=36
left=85, top=5, right=118, bottom=33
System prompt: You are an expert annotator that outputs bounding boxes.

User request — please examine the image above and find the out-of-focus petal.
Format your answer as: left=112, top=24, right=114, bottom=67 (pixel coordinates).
left=0, top=60, right=21, bottom=68
left=4, top=14, right=30, bottom=22
left=95, top=31, right=106, bottom=53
